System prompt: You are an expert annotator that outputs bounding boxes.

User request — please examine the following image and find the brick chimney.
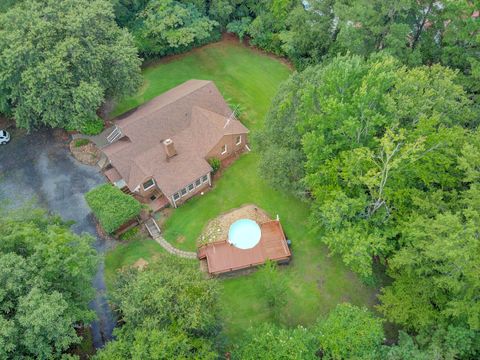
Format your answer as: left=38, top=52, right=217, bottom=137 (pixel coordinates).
left=163, top=138, right=177, bottom=158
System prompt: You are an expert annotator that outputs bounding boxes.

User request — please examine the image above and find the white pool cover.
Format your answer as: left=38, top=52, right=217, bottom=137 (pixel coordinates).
left=228, top=219, right=261, bottom=249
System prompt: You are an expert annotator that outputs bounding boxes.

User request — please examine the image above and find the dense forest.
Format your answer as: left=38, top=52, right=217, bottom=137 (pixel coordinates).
left=0, top=0, right=479, bottom=359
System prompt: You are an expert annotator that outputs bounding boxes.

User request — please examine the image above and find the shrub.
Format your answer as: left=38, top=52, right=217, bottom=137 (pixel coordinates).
left=208, top=157, right=221, bottom=174
left=80, top=117, right=104, bottom=135
left=119, top=226, right=139, bottom=241
left=85, top=184, right=142, bottom=234
left=74, top=138, right=89, bottom=147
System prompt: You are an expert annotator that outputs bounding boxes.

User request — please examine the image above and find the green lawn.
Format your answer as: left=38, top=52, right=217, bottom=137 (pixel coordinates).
left=107, top=39, right=377, bottom=340
left=104, top=237, right=165, bottom=290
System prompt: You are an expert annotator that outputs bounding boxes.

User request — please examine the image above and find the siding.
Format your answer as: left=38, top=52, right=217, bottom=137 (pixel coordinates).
left=207, top=133, right=247, bottom=160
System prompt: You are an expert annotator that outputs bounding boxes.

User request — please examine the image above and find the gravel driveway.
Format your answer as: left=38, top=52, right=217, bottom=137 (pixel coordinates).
left=0, top=128, right=115, bottom=348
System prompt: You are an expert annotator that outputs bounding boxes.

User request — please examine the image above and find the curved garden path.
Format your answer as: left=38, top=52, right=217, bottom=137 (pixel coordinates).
left=144, top=218, right=196, bottom=259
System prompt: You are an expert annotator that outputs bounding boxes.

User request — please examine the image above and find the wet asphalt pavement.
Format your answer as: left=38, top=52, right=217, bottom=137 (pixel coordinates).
left=0, top=128, right=116, bottom=348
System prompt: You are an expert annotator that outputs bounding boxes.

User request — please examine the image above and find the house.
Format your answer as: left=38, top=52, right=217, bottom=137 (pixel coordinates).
left=102, top=80, right=249, bottom=211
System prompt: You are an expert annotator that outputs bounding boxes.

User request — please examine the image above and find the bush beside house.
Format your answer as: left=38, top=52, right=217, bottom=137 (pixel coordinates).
left=85, top=184, right=142, bottom=234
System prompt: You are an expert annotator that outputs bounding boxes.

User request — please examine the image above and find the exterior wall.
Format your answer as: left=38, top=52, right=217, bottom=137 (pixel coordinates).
left=207, top=133, right=248, bottom=161
left=136, top=183, right=158, bottom=198
left=173, top=182, right=210, bottom=206
left=170, top=172, right=211, bottom=207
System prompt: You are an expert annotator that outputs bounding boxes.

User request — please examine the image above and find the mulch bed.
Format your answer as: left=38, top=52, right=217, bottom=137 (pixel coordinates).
left=69, top=139, right=101, bottom=166
left=198, top=204, right=271, bottom=245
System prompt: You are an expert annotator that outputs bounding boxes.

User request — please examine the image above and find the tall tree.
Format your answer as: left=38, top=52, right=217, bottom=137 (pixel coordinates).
left=135, top=0, right=218, bottom=57
left=0, top=208, right=98, bottom=359
left=95, top=256, right=221, bottom=359
left=315, top=303, right=385, bottom=359
left=232, top=323, right=318, bottom=360
left=259, top=54, right=478, bottom=277
left=0, top=0, right=142, bottom=131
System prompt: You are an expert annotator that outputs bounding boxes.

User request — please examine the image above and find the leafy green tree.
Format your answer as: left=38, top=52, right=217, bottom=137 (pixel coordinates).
left=95, top=328, right=218, bottom=360
left=439, top=1, right=480, bottom=101
left=112, top=0, right=150, bottom=28
left=226, top=17, right=252, bottom=41
left=378, top=190, right=480, bottom=332
left=16, top=288, right=79, bottom=359
left=0, top=0, right=21, bottom=12
left=315, top=303, right=384, bottom=360
left=208, top=0, right=235, bottom=27
left=257, top=261, right=288, bottom=321
left=260, top=54, right=478, bottom=277
left=0, top=0, right=142, bottom=131
left=383, top=327, right=480, bottom=360
left=0, top=208, right=98, bottom=359
left=232, top=323, right=318, bottom=360
left=135, top=0, right=218, bottom=57
left=279, top=0, right=336, bottom=69
left=95, top=256, right=221, bottom=359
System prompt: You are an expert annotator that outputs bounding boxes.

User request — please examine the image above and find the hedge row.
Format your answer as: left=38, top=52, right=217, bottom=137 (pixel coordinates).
left=85, top=184, right=142, bottom=234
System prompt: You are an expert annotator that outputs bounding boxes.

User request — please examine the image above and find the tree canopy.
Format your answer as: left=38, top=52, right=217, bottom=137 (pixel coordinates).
left=135, top=0, right=218, bottom=57
left=0, top=0, right=142, bottom=131
left=94, top=256, right=221, bottom=359
left=316, top=303, right=385, bottom=359
left=258, top=52, right=480, bottom=358
left=258, top=53, right=478, bottom=278
left=0, top=208, right=98, bottom=359
left=232, top=323, right=318, bottom=360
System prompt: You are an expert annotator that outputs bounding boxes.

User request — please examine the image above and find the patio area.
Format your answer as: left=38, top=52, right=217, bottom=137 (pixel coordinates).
left=198, top=204, right=271, bottom=245
left=197, top=204, right=291, bottom=275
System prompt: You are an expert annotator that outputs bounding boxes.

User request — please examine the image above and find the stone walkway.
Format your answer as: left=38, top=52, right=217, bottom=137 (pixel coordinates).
left=144, top=218, right=197, bottom=259
left=152, top=234, right=197, bottom=259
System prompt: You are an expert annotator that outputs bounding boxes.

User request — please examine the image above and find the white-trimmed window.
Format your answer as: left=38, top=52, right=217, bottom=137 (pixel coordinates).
left=180, top=188, right=187, bottom=196
left=202, top=175, right=208, bottom=183
left=236, top=135, right=242, bottom=145
left=195, top=178, right=201, bottom=187
left=142, top=179, right=155, bottom=191
left=173, top=193, right=180, bottom=201
left=188, top=183, right=194, bottom=192
left=221, top=144, right=227, bottom=155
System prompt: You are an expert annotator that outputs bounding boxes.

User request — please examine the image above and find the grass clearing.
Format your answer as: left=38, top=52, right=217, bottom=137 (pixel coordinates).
left=104, top=237, right=165, bottom=290
left=107, top=39, right=378, bottom=341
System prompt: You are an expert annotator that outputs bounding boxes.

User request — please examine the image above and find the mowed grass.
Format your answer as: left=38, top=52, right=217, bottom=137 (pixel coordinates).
left=108, top=39, right=377, bottom=340
left=104, top=237, right=165, bottom=290
left=111, top=39, right=290, bottom=132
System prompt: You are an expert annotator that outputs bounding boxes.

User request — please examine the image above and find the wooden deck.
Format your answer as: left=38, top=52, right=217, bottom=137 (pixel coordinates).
left=197, top=220, right=291, bottom=275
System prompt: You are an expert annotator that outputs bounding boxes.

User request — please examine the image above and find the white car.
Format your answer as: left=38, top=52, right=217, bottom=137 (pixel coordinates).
left=0, top=130, right=10, bottom=144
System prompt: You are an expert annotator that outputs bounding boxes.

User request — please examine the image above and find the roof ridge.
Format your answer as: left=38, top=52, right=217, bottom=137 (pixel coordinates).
left=119, top=80, right=213, bottom=129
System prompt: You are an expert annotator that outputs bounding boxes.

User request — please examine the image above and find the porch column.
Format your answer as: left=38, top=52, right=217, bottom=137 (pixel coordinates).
left=208, top=172, right=212, bottom=186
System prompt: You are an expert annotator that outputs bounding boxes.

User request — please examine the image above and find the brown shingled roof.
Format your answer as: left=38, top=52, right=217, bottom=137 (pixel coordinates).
left=102, top=80, right=249, bottom=196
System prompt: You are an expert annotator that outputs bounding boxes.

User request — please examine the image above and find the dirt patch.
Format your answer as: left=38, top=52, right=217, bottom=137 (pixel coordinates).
left=198, top=204, right=271, bottom=245
left=69, top=139, right=101, bottom=166
left=0, top=116, right=15, bottom=130
left=132, top=258, right=149, bottom=271
left=176, top=235, right=186, bottom=244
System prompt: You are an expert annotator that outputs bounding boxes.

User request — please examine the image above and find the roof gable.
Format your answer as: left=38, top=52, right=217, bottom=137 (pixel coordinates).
left=102, top=80, right=248, bottom=194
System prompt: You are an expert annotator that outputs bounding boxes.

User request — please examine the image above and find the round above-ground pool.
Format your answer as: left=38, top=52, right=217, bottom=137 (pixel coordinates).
left=228, top=219, right=261, bottom=249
